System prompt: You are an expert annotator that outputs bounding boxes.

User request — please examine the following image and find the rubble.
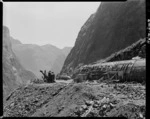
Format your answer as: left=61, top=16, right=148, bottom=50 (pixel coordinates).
left=3, top=82, right=145, bottom=118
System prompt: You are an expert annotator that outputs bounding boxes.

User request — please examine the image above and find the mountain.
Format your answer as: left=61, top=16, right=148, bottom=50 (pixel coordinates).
left=102, top=38, right=146, bottom=63
left=11, top=40, right=72, bottom=77
left=11, top=38, right=22, bottom=45
left=3, top=26, right=36, bottom=101
left=12, top=43, right=62, bottom=77
left=50, top=47, right=72, bottom=74
left=51, top=53, right=66, bottom=75
left=61, top=0, right=146, bottom=74
left=62, top=47, right=72, bottom=57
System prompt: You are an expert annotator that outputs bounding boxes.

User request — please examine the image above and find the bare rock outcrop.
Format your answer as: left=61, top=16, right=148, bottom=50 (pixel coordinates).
left=61, top=0, right=146, bottom=74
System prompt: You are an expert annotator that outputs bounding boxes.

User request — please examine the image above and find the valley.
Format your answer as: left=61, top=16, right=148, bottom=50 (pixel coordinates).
left=3, top=0, right=146, bottom=118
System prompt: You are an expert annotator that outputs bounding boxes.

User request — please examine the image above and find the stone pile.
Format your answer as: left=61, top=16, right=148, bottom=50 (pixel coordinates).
left=75, top=96, right=145, bottom=118
left=4, top=81, right=145, bottom=118
left=4, top=84, right=66, bottom=117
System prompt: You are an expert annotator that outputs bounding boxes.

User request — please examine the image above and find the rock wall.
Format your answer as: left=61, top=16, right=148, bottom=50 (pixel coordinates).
left=61, top=0, right=146, bottom=74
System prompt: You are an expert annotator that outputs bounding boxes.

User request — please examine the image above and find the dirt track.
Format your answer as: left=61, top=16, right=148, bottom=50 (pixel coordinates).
left=3, top=82, right=145, bottom=118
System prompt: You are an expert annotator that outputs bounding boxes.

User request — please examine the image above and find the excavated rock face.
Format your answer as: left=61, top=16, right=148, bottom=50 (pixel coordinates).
left=3, top=26, right=36, bottom=102
left=61, top=0, right=146, bottom=74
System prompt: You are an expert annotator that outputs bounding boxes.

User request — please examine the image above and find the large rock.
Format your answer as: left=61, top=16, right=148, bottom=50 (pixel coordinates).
left=61, top=0, right=146, bottom=74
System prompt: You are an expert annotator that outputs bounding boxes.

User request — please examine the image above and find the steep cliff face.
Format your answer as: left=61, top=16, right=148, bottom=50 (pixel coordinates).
left=61, top=0, right=146, bottom=74
left=3, top=26, right=36, bottom=101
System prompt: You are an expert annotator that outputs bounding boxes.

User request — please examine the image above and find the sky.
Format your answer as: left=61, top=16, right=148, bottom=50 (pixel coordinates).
left=3, top=2, right=100, bottom=49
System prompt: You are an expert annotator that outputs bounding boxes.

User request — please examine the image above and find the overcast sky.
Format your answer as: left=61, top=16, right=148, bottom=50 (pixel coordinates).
left=3, top=2, right=100, bottom=49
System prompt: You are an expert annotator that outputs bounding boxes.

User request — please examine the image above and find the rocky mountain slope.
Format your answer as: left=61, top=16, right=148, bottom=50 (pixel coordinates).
left=4, top=82, right=145, bottom=118
left=61, top=0, right=146, bottom=74
left=11, top=39, right=72, bottom=77
left=93, top=38, right=146, bottom=64
left=51, top=54, right=66, bottom=75
left=10, top=38, right=22, bottom=45
left=51, top=47, right=72, bottom=75
left=3, top=26, right=36, bottom=102
left=62, top=47, right=72, bottom=57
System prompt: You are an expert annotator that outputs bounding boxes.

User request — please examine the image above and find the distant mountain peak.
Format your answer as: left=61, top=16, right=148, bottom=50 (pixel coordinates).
left=11, top=41, right=72, bottom=77
left=62, top=46, right=72, bottom=50
left=11, top=38, right=22, bottom=45
left=42, top=44, right=58, bottom=48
